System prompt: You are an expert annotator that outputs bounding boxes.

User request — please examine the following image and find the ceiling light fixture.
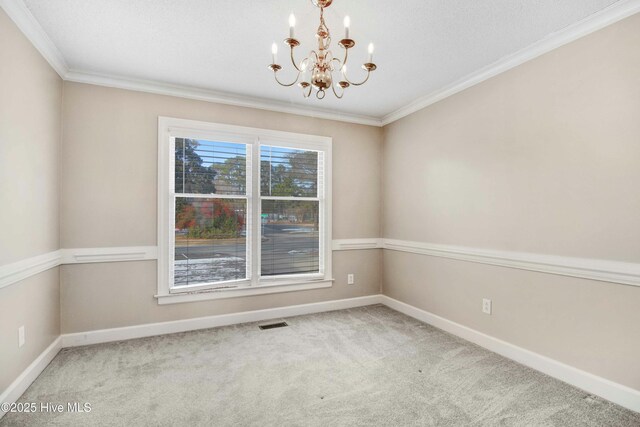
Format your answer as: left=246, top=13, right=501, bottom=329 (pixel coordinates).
left=268, top=0, right=377, bottom=100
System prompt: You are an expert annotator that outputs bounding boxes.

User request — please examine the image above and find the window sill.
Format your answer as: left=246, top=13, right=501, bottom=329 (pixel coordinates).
left=155, top=279, right=333, bottom=305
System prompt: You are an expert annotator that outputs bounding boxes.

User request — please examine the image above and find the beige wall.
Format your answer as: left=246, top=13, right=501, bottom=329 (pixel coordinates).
left=0, top=9, right=62, bottom=392
left=0, top=269, right=60, bottom=391
left=0, top=10, right=61, bottom=264
left=60, top=82, right=383, bottom=332
left=4, top=2, right=639, bottom=398
left=61, top=250, right=381, bottom=332
left=382, top=14, right=640, bottom=389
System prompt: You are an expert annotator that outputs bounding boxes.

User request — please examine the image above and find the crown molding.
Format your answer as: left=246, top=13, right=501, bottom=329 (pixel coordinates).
left=0, top=0, right=381, bottom=127
left=0, top=0, right=68, bottom=76
left=64, top=70, right=384, bottom=127
left=4, top=0, right=639, bottom=128
left=381, top=0, right=640, bottom=125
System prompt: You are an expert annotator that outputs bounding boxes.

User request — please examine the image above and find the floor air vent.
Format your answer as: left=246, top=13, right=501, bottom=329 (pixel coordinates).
left=259, top=321, right=288, bottom=330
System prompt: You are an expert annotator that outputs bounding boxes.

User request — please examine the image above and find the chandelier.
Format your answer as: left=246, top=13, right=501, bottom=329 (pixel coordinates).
left=268, top=0, right=377, bottom=99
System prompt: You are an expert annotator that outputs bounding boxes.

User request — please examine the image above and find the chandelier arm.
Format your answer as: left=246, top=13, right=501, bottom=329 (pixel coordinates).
left=302, top=82, right=313, bottom=98
left=289, top=46, right=303, bottom=72
left=340, top=47, right=349, bottom=69
left=331, top=81, right=344, bottom=99
left=329, top=57, right=342, bottom=71
left=299, top=56, right=312, bottom=72
left=273, top=70, right=302, bottom=87
left=343, top=68, right=371, bottom=86
left=324, top=50, right=333, bottom=64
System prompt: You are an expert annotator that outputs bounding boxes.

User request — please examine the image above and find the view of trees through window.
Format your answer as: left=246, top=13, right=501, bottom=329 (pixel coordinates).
left=174, top=138, right=321, bottom=287
left=260, top=146, right=320, bottom=276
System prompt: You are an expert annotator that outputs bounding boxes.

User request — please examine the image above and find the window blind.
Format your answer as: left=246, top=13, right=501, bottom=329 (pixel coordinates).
left=173, top=138, right=248, bottom=288
left=260, top=145, right=321, bottom=277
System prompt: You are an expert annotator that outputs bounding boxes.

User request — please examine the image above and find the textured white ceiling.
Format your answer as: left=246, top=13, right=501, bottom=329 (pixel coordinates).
left=23, top=0, right=620, bottom=118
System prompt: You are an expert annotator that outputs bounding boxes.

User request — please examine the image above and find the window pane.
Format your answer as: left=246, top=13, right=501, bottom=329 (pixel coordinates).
left=175, top=138, right=246, bottom=195
left=261, top=200, right=319, bottom=276
left=260, top=146, right=318, bottom=197
left=174, top=197, right=247, bottom=287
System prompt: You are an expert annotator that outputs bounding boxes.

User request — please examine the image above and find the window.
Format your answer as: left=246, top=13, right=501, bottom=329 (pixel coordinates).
left=157, top=118, right=332, bottom=303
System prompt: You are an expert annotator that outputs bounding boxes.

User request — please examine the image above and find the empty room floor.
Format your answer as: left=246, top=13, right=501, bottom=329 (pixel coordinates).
left=2, top=305, right=638, bottom=427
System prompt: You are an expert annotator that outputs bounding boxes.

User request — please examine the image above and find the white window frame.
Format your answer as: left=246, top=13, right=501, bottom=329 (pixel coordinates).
left=156, top=117, right=332, bottom=304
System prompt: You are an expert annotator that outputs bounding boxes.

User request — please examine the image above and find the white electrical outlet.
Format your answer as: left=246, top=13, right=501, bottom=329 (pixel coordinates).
left=347, top=274, right=355, bottom=285
left=18, top=326, right=25, bottom=348
left=482, top=299, right=492, bottom=315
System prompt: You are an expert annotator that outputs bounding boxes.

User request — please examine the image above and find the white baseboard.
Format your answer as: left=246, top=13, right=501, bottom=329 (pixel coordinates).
left=0, top=337, right=62, bottom=420
left=4, top=295, right=638, bottom=418
left=2, top=296, right=381, bottom=417
left=380, top=295, right=640, bottom=413
left=61, top=294, right=383, bottom=347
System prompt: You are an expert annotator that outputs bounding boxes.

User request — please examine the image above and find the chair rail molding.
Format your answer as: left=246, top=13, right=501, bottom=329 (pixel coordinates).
left=332, top=238, right=383, bottom=251
left=60, top=246, right=158, bottom=264
left=0, top=251, right=61, bottom=290
left=383, top=238, right=640, bottom=287
left=0, top=240, right=380, bottom=289
left=2, top=240, right=638, bottom=289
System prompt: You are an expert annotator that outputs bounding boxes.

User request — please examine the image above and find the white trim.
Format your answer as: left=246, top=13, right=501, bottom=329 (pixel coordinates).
left=0, top=0, right=380, bottom=127
left=383, top=239, right=640, bottom=287
left=0, top=0, right=68, bottom=77
left=60, top=246, right=158, bottom=264
left=0, top=241, right=375, bottom=290
left=0, top=294, right=377, bottom=417
left=62, top=295, right=383, bottom=346
left=156, top=279, right=333, bottom=305
left=65, top=70, right=382, bottom=127
left=332, top=238, right=383, bottom=251
left=2, top=240, right=638, bottom=291
left=164, top=117, right=332, bottom=146
left=380, top=296, right=640, bottom=413
left=3, top=297, right=638, bottom=416
left=6, top=1, right=640, bottom=127
left=0, top=337, right=62, bottom=420
left=0, top=251, right=61, bottom=290
left=381, top=0, right=640, bottom=125
left=157, top=117, right=171, bottom=298
left=157, top=117, right=333, bottom=299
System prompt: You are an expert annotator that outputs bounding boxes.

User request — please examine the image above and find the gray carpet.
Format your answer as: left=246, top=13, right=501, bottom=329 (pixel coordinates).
left=1, top=305, right=639, bottom=426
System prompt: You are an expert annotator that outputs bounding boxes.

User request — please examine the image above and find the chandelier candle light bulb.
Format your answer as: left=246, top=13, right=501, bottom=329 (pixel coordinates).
left=344, top=16, right=350, bottom=39
left=267, top=0, right=377, bottom=99
left=289, top=13, right=296, bottom=38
